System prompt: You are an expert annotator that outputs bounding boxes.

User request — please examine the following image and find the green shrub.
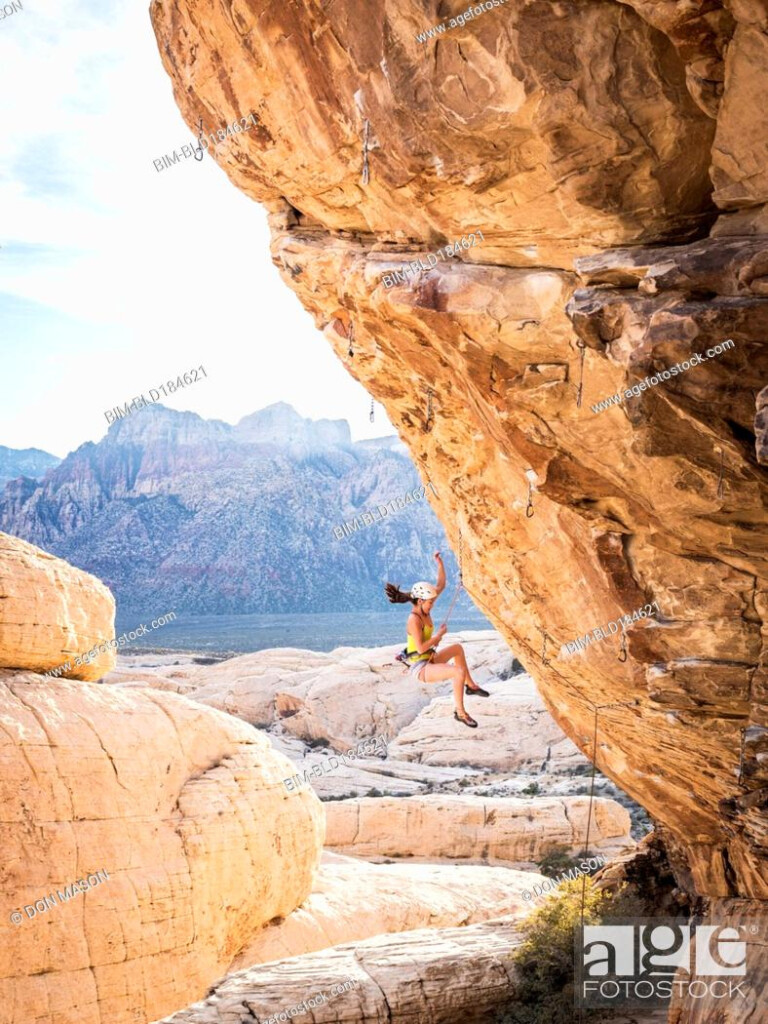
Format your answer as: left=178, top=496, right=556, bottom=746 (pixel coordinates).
left=492, top=878, right=614, bottom=1024
left=521, top=781, right=541, bottom=796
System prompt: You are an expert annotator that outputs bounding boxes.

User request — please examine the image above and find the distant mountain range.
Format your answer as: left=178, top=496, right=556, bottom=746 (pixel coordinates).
left=0, top=445, right=60, bottom=488
left=0, top=403, right=462, bottom=615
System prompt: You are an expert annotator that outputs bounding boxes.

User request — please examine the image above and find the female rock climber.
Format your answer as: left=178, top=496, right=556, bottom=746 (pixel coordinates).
left=385, top=551, right=489, bottom=729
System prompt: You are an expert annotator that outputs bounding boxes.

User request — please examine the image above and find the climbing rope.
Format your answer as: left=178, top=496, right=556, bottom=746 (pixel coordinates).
left=506, top=624, right=640, bottom=1024
left=424, top=388, right=434, bottom=433
left=369, top=398, right=375, bottom=423
left=576, top=697, right=637, bottom=1024
left=361, top=118, right=370, bottom=186
left=194, top=117, right=205, bottom=161
left=577, top=342, right=589, bottom=409
left=440, top=531, right=464, bottom=630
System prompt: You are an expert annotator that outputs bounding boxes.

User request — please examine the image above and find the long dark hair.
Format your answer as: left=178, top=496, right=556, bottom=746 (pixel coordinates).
left=385, top=583, right=416, bottom=605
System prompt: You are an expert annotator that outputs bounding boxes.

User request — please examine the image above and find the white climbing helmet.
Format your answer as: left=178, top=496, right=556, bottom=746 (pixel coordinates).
left=411, top=581, right=438, bottom=601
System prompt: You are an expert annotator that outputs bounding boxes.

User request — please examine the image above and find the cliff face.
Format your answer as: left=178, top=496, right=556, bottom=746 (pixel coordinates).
left=150, top=0, right=768, bottom=920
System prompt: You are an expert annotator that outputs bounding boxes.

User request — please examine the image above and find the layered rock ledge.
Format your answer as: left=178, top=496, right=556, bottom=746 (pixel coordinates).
left=156, top=918, right=522, bottom=1024
left=324, top=794, right=633, bottom=865
left=231, top=850, right=545, bottom=970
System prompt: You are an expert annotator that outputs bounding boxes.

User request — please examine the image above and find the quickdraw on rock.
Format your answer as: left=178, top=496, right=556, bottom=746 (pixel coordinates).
left=575, top=338, right=587, bottom=408
left=525, top=468, right=537, bottom=518
left=540, top=628, right=551, bottom=666
left=716, top=446, right=725, bottom=500
left=369, top=398, right=375, bottom=423
left=361, top=118, right=370, bottom=186
left=489, top=354, right=499, bottom=395
left=424, top=388, right=434, bottom=433
left=347, top=322, right=355, bottom=359
left=618, top=624, right=628, bottom=663
left=194, top=117, right=205, bottom=161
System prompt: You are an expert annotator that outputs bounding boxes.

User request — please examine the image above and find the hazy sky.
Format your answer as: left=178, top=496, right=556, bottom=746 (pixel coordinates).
left=0, top=0, right=392, bottom=459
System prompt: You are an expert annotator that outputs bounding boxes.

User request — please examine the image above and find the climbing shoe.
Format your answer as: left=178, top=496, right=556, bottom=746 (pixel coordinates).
left=454, top=711, right=478, bottom=728
left=465, top=684, right=490, bottom=697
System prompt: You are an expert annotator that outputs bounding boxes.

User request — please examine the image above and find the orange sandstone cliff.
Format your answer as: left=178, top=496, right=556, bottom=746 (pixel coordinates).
left=149, top=0, right=768, bottom=1019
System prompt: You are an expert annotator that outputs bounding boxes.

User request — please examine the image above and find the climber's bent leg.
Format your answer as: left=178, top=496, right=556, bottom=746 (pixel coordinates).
left=420, top=661, right=468, bottom=716
left=431, top=643, right=479, bottom=687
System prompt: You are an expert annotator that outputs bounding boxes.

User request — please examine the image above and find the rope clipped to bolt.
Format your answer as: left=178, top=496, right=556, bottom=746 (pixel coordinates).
left=575, top=338, right=587, bottom=408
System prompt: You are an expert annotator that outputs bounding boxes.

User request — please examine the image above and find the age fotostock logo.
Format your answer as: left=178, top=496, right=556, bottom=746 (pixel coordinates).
left=576, top=920, right=750, bottom=1009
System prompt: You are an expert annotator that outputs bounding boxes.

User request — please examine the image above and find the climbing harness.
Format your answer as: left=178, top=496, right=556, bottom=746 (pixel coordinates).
left=617, top=623, right=628, bottom=662
left=424, top=388, right=434, bottom=433
left=361, top=118, right=370, bottom=186
left=575, top=338, right=587, bottom=409
left=540, top=628, right=551, bottom=666
left=716, top=446, right=725, bottom=500
left=194, top=117, right=205, bottom=161
left=369, top=398, right=375, bottom=423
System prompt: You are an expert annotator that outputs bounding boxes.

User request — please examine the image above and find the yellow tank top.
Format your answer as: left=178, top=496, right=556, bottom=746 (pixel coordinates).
left=406, top=621, right=433, bottom=662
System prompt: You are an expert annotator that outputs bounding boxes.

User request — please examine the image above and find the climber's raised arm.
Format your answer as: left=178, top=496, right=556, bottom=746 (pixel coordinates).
left=434, top=551, right=446, bottom=596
